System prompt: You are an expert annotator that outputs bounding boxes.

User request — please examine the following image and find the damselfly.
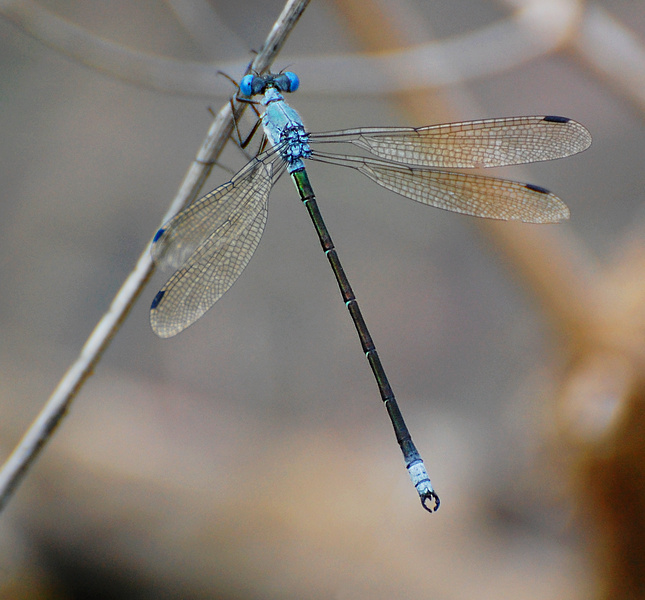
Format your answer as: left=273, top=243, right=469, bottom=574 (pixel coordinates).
left=150, top=71, right=591, bottom=512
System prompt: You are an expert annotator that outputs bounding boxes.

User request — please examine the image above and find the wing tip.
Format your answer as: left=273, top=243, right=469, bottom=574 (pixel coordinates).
left=150, top=317, right=180, bottom=339
left=543, top=115, right=592, bottom=153
left=150, top=291, right=182, bottom=338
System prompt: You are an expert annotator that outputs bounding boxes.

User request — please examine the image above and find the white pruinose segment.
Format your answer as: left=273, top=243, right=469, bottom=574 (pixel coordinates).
left=407, top=459, right=434, bottom=495
left=261, top=87, right=312, bottom=173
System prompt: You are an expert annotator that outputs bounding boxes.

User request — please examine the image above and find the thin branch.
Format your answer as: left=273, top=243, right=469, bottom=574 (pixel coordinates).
left=0, top=0, right=311, bottom=513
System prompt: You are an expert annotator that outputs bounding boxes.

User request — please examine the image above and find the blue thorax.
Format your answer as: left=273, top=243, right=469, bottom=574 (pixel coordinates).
left=261, top=87, right=311, bottom=172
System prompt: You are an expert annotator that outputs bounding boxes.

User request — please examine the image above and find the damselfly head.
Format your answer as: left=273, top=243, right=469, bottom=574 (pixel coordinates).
left=239, top=72, right=299, bottom=97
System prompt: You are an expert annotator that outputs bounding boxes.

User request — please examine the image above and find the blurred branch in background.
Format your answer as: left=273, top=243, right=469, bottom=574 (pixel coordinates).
left=0, top=0, right=311, bottom=511
left=4, top=0, right=645, bottom=105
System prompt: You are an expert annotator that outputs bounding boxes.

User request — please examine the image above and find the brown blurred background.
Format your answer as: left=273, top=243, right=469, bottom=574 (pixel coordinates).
left=1, top=0, right=644, bottom=598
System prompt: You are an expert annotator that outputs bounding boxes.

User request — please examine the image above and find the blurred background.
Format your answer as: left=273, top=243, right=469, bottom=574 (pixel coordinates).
left=1, top=0, right=644, bottom=598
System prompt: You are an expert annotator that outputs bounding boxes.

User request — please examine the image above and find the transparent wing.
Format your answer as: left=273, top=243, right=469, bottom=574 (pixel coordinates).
left=150, top=155, right=277, bottom=338
left=309, top=116, right=591, bottom=168
left=312, top=152, right=569, bottom=223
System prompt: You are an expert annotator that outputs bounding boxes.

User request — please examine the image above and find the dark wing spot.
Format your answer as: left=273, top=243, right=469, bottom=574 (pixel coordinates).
left=152, top=228, right=165, bottom=243
left=525, top=183, right=550, bottom=194
left=543, top=115, right=570, bottom=124
left=151, top=290, right=165, bottom=310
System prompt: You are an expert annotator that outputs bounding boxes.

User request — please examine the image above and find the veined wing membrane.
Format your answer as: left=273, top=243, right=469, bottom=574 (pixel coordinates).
left=309, top=116, right=591, bottom=169
left=150, top=155, right=276, bottom=338
left=312, top=152, right=570, bottom=223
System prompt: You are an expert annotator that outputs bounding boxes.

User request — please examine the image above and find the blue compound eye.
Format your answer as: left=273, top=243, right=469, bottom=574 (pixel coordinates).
left=272, top=72, right=300, bottom=93
left=239, top=74, right=255, bottom=96
left=283, top=72, right=299, bottom=92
